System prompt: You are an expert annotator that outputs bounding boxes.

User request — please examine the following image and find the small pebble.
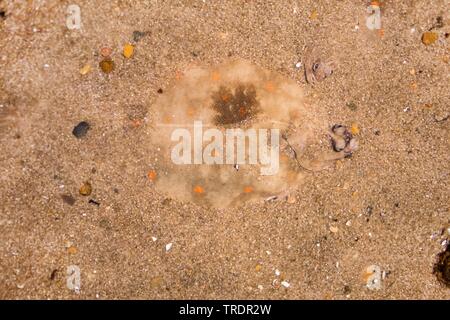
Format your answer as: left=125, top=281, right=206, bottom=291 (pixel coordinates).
left=79, top=182, right=92, bottom=196
left=295, top=62, right=302, bottom=68
left=350, top=123, right=360, bottom=135
left=330, top=226, right=339, bottom=233
left=99, top=58, right=115, bottom=74
left=72, top=121, right=90, bottom=138
left=346, top=101, right=357, bottom=111
left=165, top=243, right=173, bottom=252
left=100, top=47, right=112, bottom=57
left=281, top=281, right=290, bottom=288
left=88, top=199, right=100, bottom=206
left=151, top=236, right=157, bottom=242
left=79, top=64, right=91, bottom=75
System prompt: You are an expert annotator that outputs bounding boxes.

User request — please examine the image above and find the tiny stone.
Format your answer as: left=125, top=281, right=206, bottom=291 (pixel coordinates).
left=434, top=112, right=449, bottom=122
left=61, top=194, right=75, bottom=205
left=295, top=62, right=302, bottom=68
left=100, top=47, right=112, bottom=57
left=346, top=101, right=357, bottom=111
left=422, top=31, right=438, bottom=45
left=72, top=121, right=90, bottom=138
left=80, top=64, right=92, bottom=75
left=165, top=243, right=173, bottom=252
left=67, top=246, right=78, bottom=254
left=151, top=236, right=157, bottom=242
left=123, top=43, right=134, bottom=58
left=330, top=226, right=339, bottom=233
left=281, top=281, right=290, bottom=288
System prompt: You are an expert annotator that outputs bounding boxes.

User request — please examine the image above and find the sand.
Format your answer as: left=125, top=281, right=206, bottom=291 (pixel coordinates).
left=0, top=0, right=449, bottom=299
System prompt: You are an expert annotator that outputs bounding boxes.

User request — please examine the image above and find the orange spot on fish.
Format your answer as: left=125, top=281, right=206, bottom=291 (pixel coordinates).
left=175, top=70, right=183, bottom=81
left=264, top=81, right=275, bottom=92
left=244, top=186, right=254, bottom=193
left=147, top=170, right=157, bottom=181
left=211, top=71, right=221, bottom=81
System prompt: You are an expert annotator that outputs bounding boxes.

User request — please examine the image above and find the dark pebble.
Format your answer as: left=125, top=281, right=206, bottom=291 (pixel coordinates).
left=89, top=199, right=100, bottom=206
left=132, top=31, right=147, bottom=42
left=157, top=88, right=163, bottom=94
left=72, top=121, right=90, bottom=138
left=61, top=194, right=76, bottom=205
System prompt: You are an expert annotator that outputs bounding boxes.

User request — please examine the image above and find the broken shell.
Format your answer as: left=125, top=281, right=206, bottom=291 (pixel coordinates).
left=99, top=58, right=115, bottom=74
left=330, top=124, right=357, bottom=155
left=331, top=124, right=347, bottom=137
left=344, top=138, right=359, bottom=154
left=304, top=47, right=334, bottom=84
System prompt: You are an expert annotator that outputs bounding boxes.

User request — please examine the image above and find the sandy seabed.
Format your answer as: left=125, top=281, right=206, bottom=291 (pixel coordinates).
left=0, top=0, right=449, bottom=299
